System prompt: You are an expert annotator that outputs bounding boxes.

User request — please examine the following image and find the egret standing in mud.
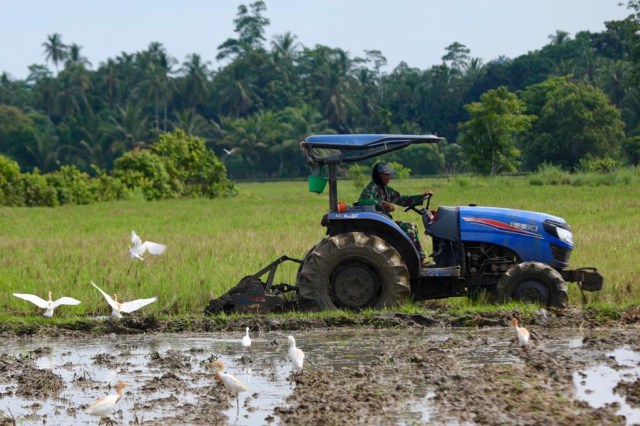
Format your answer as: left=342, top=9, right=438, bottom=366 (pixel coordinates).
left=86, top=380, right=131, bottom=423
left=242, top=327, right=252, bottom=353
left=287, top=335, right=305, bottom=376
left=511, top=317, right=531, bottom=347
left=91, top=281, right=157, bottom=318
left=12, top=291, right=81, bottom=317
left=210, top=360, right=248, bottom=416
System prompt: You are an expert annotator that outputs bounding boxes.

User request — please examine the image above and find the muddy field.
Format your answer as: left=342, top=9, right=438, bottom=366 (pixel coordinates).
left=0, top=307, right=639, bottom=425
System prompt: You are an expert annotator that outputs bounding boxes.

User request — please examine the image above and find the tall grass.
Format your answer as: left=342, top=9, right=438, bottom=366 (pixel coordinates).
left=1, top=175, right=638, bottom=320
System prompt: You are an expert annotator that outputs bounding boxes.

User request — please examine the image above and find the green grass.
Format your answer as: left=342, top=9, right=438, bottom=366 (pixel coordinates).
left=1, top=175, right=639, bottom=321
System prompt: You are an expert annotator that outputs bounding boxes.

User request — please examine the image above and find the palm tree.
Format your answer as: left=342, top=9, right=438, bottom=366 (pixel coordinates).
left=26, top=128, right=61, bottom=172
left=218, top=111, right=281, bottom=177
left=547, top=30, right=571, bottom=46
left=137, top=43, right=176, bottom=132
left=213, top=62, right=258, bottom=117
left=271, top=32, right=300, bottom=62
left=274, top=104, right=334, bottom=176
left=314, top=49, right=357, bottom=132
left=179, top=53, right=211, bottom=110
left=42, top=33, right=68, bottom=72
left=55, top=64, right=92, bottom=118
left=597, top=60, right=631, bottom=106
left=65, top=43, right=92, bottom=68
left=170, top=109, right=212, bottom=138
left=109, top=103, right=150, bottom=155
left=97, top=59, right=121, bottom=108
left=462, top=57, right=486, bottom=93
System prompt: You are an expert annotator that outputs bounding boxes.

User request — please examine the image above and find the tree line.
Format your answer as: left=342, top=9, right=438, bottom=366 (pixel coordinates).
left=1, top=0, right=640, bottom=181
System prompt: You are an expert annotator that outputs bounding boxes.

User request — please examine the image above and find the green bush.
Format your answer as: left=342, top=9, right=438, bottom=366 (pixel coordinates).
left=152, top=130, right=235, bottom=198
left=0, top=155, right=24, bottom=206
left=114, top=130, right=235, bottom=200
left=577, top=156, right=618, bottom=173
left=528, top=163, right=573, bottom=185
left=90, top=166, right=129, bottom=202
left=46, top=165, right=94, bottom=205
left=1, top=130, right=236, bottom=206
left=114, top=150, right=174, bottom=201
left=20, top=170, right=58, bottom=207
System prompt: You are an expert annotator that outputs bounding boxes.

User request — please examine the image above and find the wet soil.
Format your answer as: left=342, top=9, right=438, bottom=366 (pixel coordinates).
left=274, top=328, right=639, bottom=426
left=0, top=306, right=639, bottom=425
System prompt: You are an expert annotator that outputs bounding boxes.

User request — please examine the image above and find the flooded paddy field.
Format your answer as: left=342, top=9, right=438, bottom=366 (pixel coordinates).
left=0, top=321, right=639, bottom=426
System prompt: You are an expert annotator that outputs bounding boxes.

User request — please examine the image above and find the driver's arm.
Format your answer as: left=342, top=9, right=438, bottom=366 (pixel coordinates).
left=388, top=188, right=424, bottom=207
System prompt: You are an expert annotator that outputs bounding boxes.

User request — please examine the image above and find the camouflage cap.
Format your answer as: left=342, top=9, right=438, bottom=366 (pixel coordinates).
left=376, top=162, right=396, bottom=175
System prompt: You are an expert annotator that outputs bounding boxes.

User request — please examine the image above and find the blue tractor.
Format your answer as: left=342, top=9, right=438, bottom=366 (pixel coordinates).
left=205, top=134, right=603, bottom=314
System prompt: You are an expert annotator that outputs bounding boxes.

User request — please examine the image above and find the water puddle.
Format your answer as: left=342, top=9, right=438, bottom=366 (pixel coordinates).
left=574, top=346, right=640, bottom=423
left=0, top=328, right=637, bottom=425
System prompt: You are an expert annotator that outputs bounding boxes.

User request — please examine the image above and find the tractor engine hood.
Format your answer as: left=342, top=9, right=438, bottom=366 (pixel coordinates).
left=456, top=206, right=574, bottom=269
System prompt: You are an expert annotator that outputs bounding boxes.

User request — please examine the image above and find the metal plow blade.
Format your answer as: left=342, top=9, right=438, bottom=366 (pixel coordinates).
left=204, top=256, right=303, bottom=315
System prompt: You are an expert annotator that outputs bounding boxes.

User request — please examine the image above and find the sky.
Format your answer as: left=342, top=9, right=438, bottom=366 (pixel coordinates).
left=0, top=0, right=633, bottom=80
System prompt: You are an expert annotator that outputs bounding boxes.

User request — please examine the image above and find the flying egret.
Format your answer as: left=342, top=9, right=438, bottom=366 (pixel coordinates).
left=86, top=380, right=131, bottom=420
left=287, top=335, right=305, bottom=376
left=90, top=281, right=157, bottom=318
left=223, top=147, right=238, bottom=155
left=210, top=360, right=248, bottom=416
left=241, top=327, right=252, bottom=353
left=129, top=230, right=166, bottom=261
left=511, top=317, right=531, bottom=347
left=12, top=291, right=81, bottom=317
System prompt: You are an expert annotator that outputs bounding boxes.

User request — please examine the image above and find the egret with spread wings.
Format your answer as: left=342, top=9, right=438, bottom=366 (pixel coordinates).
left=13, top=291, right=81, bottom=317
left=91, top=281, right=157, bottom=318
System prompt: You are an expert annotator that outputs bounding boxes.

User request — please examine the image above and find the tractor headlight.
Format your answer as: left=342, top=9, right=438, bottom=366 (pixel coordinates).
left=555, top=227, right=573, bottom=245
left=543, top=219, right=573, bottom=245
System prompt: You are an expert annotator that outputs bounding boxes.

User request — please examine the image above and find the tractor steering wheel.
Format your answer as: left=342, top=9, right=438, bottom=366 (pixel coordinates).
left=404, top=192, right=433, bottom=215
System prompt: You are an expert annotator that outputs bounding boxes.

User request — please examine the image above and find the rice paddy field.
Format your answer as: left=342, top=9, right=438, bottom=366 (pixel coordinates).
left=1, top=175, right=639, bottom=322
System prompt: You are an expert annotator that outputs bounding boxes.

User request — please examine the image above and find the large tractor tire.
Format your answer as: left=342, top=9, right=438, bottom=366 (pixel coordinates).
left=297, top=232, right=410, bottom=310
left=497, top=261, right=568, bottom=308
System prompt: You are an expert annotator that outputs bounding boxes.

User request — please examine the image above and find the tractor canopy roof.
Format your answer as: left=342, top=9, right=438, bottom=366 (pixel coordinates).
left=301, top=134, right=444, bottom=165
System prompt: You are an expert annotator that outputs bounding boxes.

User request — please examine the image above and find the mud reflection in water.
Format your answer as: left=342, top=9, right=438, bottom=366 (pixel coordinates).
left=0, top=328, right=637, bottom=425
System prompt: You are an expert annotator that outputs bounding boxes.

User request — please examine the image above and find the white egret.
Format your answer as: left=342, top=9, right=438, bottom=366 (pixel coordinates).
left=223, top=147, right=238, bottom=155
left=129, top=230, right=166, bottom=261
left=12, top=291, right=81, bottom=317
left=90, top=281, right=157, bottom=318
left=511, top=317, right=531, bottom=347
left=211, top=360, right=248, bottom=416
left=241, top=327, right=251, bottom=353
left=86, top=380, right=131, bottom=419
left=287, top=335, right=305, bottom=376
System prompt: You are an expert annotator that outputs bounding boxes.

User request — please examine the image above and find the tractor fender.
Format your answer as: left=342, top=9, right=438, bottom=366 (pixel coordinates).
left=324, top=212, right=421, bottom=279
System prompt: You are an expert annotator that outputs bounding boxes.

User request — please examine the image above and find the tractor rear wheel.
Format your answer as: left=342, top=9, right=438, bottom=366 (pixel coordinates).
left=297, top=232, right=410, bottom=310
left=497, top=261, right=568, bottom=308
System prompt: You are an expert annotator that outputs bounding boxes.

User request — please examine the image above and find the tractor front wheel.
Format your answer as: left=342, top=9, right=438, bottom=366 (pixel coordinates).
left=297, top=232, right=410, bottom=310
left=497, top=262, right=568, bottom=308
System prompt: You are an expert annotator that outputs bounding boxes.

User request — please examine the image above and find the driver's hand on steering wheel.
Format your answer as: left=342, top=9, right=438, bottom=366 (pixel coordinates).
left=422, top=190, right=434, bottom=198
left=382, top=201, right=395, bottom=212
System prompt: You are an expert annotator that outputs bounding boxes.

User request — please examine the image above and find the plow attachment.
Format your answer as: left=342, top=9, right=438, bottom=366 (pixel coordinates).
left=204, top=256, right=303, bottom=315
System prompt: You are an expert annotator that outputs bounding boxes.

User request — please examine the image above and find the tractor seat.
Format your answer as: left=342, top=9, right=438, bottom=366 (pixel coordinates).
left=340, top=203, right=376, bottom=213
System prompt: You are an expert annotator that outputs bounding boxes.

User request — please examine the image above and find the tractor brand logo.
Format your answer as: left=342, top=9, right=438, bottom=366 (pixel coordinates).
left=462, top=217, right=543, bottom=239
left=510, top=222, right=539, bottom=232
left=335, top=213, right=359, bottom=219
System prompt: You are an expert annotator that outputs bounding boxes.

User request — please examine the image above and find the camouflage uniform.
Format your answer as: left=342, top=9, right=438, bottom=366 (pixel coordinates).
left=358, top=181, right=426, bottom=260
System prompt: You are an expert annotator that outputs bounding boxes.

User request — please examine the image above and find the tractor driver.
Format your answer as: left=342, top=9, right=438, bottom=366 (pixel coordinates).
left=357, top=162, right=433, bottom=264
